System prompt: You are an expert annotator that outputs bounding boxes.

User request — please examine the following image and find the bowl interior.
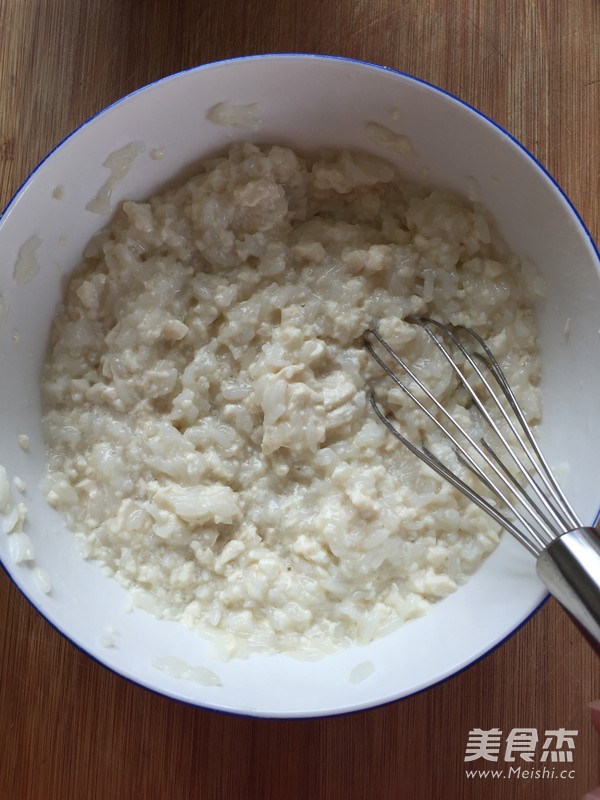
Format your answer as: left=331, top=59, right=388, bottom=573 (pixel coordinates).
left=1, top=55, right=599, bottom=717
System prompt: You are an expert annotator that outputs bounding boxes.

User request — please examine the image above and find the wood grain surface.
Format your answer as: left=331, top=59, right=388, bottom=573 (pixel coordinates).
left=1, top=1, right=599, bottom=798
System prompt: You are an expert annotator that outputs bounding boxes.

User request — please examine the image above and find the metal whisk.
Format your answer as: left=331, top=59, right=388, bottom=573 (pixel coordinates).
left=365, top=316, right=600, bottom=646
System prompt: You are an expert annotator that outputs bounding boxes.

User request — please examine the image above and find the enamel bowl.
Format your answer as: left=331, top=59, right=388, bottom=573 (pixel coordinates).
left=1, top=54, right=599, bottom=717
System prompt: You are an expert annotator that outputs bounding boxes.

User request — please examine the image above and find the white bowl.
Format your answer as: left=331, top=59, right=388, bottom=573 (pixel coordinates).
left=1, top=54, right=599, bottom=718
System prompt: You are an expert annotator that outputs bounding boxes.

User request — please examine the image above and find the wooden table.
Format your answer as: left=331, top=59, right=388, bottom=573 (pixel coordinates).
left=1, top=1, right=599, bottom=797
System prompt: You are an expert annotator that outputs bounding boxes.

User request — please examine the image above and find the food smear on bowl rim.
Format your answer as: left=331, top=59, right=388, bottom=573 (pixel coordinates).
left=32, top=566, right=52, bottom=594
left=85, top=141, right=145, bottom=215
left=39, top=142, right=544, bottom=659
left=206, top=101, right=261, bottom=130
left=365, top=121, right=417, bottom=158
left=98, top=625, right=119, bottom=648
left=0, top=294, right=8, bottom=328
left=13, top=235, right=43, bottom=286
left=153, top=656, right=222, bottom=686
left=0, top=466, right=11, bottom=514
left=0, top=463, right=50, bottom=592
left=349, top=660, right=376, bottom=683
left=17, top=433, right=30, bottom=451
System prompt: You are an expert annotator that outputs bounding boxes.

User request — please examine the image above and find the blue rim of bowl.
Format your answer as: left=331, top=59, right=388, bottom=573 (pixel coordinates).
left=0, top=53, right=598, bottom=719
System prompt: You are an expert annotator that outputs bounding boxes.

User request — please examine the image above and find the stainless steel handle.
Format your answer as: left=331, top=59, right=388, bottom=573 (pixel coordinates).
left=536, top=527, right=600, bottom=647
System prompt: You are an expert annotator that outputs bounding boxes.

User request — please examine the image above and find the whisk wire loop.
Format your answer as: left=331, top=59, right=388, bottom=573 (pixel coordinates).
left=409, top=317, right=580, bottom=536
left=364, top=319, right=583, bottom=557
left=364, top=331, right=548, bottom=553
left=438, top=320, right=580, bottom=531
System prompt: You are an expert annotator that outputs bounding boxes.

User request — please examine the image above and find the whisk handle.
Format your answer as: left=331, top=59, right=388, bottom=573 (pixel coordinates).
left=536, top=527, right=600, bottom=649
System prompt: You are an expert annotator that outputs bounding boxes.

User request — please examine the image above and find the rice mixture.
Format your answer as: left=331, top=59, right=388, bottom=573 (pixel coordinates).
left=42, top=143, right=542, bottom=657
